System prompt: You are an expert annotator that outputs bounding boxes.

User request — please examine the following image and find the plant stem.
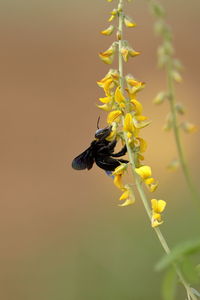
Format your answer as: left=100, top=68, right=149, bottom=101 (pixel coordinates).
left=117, top=1, right=197, bottom=299
left=166, top=62, right=200, bottom=206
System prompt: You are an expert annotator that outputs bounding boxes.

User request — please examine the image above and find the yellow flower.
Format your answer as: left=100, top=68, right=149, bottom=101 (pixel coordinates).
left=130, top=99, right=143, bottom=115
left=144, top=177, right=154, bottom=185
left=97, top=77, right=114, bottom=96
left=99, top=96, right=112, bottom=104
left=112, top=163, right=128, bottom=175
left=152, top=214, right=163, bottom=228
left=135, top=165, right=152, bottom=179
left=101, top=25, right=115, bottom=36
left=118, top=185, right=135, bottom=206
left=123, top=113, right=135, bottom=133
left=132, top=118, right=151, bottom=129
left=113, top=174, right=124, bottom=190
left=97, top=70, right=119, bottom=96
left=119, top=189, right=130, bottom=200
left=97, top=103, right=112, bottom=111
left=151, top=199, right=166, bottom=227
left=136, top=137, right=147, bottom=153
left=106, top=123, right=117, bottom=141
left=115, top=86, right=126, bottom=103
left=181, top=122, right=197, bottom=134
left=151, top=199, right=166, bottom=213
left=171, top=70, right=182, bottom=83
left=126, top=76, right=145, bottom=96
left=149, top=183, right=158, bottom=192
left=107, top=110, right=122, bottom=124
left=153, top=91, right=167, bottom=105
left=121, top=47, right=129, bottom=62
left=99, top=45, right=116, bottom=64
left=108, top=9, right=117, bottom=22
left=129, top=48, right=140, bottom=57
left=120, top=47, right=140, bottom=62
left=118, top=198, right=135, bottom=207
left=124, top=16, right=137, bottom=28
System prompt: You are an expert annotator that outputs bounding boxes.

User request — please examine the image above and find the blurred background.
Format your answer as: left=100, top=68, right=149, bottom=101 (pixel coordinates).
left=0, top=0, right=200, bottom=299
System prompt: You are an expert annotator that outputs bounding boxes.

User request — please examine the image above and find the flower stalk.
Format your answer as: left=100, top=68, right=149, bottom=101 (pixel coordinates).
left=147, top=0, right=199, bottom=207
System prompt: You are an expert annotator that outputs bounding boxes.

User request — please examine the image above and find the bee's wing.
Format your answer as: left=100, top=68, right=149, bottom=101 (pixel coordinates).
left=72, top=146, right=94, bottom=170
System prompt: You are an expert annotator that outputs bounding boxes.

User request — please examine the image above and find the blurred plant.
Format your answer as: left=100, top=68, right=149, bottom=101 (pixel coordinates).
left=96, top=0, right=200, bottom=299
left=147, top=0, right=199, bottom=207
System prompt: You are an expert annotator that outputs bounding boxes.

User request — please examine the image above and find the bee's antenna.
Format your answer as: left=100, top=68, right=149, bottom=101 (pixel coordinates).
left=97, top=116, right=100, bottom=129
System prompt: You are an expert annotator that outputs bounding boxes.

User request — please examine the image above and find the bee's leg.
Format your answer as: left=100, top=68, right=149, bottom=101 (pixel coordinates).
left=111, top=145, right=127, bottom=157
left=98, top=139, right=117, bottom=153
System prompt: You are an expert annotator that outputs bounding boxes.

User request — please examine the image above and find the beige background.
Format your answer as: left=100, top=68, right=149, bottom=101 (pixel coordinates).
left=0, top=0, right=200, bottom=299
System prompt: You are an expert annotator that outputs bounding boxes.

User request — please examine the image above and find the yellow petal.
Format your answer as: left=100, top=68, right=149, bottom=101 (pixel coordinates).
left=138, top=137, right=147, bottom=153
left=171, top=70, right=182, bottom=83
left=121, top=47, right=129, bottom=62
left=108, top=15, right=115, bottom=22
left=106, top=123, right=117, bottom=141
left=152, top=212, right=162, bottom=221
left=135, top=166, right=152, bottom=179
left=149, top=183, right=158, bottom=193
left=138, top=153, right=144, bottom=161
left=133, top=118, right=151, bottom=129
left=151, top=199, right=166, bottom=213
left=107, top=110, right=122, bottom=124
left=99, top=46, right=116, bottom=65
left=114, top=86, right=126, bottom=104
left=129, top=49, right=141, bottom=57
left=118, top=198, right=135, bottom=207
left=181, top=122, right=198, bottom=134
left=97, top=104, right=111, bottom=111
left=99, top=53, right=114, bottom=64
left=119, top=189, right=130, bottom=201
left=101, top=25, right=115, bottom=36
left=127, top=132, right=132, bottom=139
left=124, top=17, right=137, bottom=28
left=112, top=163, right=127, bottom=175
left=151, top=219, right=163, bottom=228
left=123, top=113, right=134, bottom=133
left=153, top=91, right=167, bottom=105
left=144, top=177, right=154, bottom=185
left=113, top=174, right=124, bottom=190
left=130, top=99, right=143, bottom=115
left=108, top=9, right=117, bottom=21
left=99, top=96, right=112, bottom=104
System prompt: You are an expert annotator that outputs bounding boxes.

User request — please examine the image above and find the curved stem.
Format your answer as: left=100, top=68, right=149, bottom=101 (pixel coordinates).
left=166, top=63, right=200, bottom=206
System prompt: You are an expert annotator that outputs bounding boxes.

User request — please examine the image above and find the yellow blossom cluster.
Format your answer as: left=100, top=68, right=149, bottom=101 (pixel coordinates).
left=97, top=0, right=166, bottom=226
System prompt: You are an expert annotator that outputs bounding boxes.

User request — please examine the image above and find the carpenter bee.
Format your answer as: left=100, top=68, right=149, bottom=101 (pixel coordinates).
left=72, top=125, right=128, bottom=173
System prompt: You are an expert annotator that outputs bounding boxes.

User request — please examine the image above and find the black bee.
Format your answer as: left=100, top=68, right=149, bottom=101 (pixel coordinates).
left=72, top=125, right=128, bottom=173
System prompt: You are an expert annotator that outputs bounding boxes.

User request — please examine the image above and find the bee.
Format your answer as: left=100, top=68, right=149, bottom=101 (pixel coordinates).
left=72, top=125, right=128, bottom=173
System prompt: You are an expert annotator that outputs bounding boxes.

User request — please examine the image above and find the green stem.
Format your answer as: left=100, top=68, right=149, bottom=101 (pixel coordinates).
left=166, top=62, right=200, bottom=206
left=118, top=0, right=124, bottom=89
left=117, top=1, right=197, bottom=299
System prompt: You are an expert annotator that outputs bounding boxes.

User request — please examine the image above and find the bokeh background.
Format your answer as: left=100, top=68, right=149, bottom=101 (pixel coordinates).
left=0, top=0, right=200, bottom=299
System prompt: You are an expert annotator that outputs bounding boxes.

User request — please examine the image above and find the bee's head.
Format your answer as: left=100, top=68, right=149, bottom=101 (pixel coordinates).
left=95, top=126, right=112, bottom=140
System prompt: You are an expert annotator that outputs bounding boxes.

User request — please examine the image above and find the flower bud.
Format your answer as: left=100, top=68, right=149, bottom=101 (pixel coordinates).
left=101, top=25, right=115, bottom=36
left=124, top=16, right=137, bottom=28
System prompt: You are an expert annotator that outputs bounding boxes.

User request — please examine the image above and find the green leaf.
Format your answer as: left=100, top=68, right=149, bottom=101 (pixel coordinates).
left=161, top=267, right=177, bottom=300
left=156, top=238, right=200, bottom=271
left=181, top=257, right=200, bottom=284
